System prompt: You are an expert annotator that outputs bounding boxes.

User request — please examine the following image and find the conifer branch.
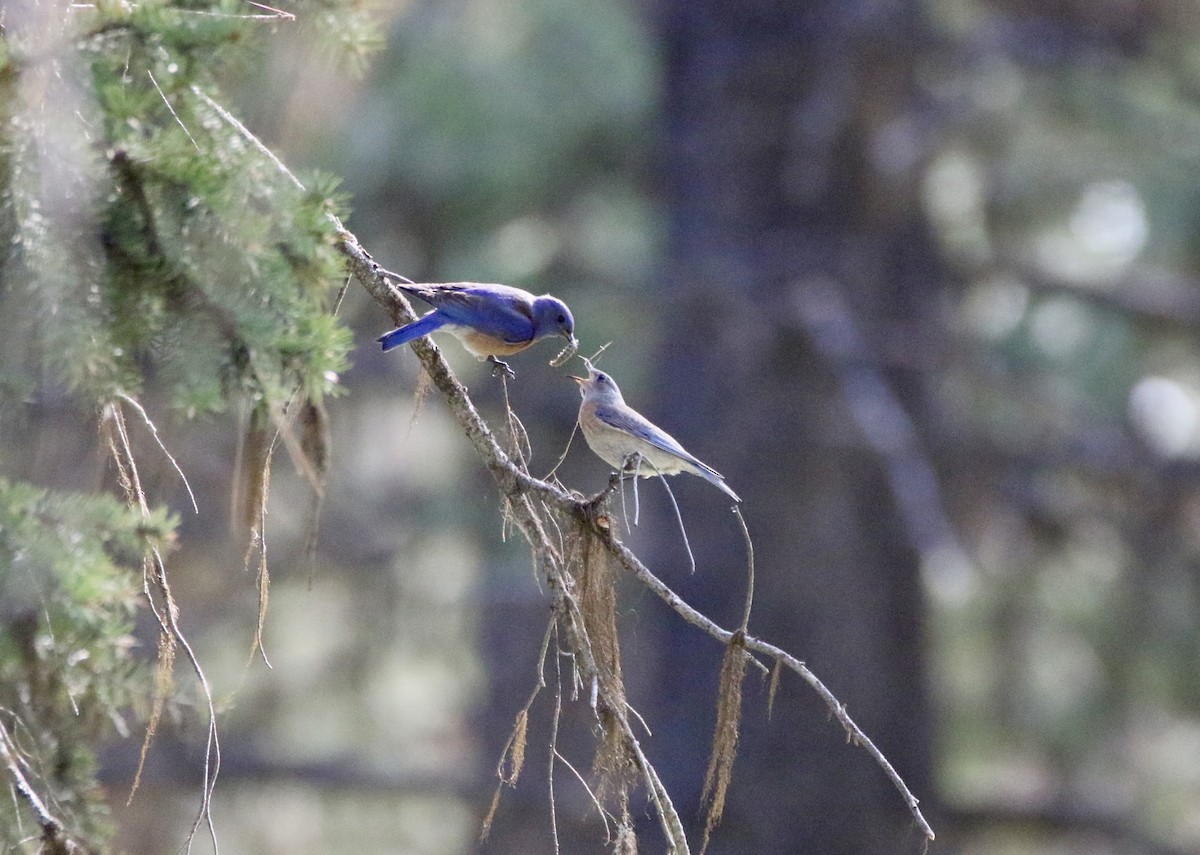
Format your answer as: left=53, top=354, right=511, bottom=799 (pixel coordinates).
left=0, top=718, right=87, bottom=855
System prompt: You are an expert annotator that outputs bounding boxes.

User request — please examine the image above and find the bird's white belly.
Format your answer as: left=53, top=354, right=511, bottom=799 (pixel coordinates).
left=579, top=420, right=694, bottom=476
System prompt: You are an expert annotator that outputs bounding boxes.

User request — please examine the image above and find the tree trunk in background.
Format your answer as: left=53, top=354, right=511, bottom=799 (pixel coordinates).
left=647, top=1, right=941, bottom=852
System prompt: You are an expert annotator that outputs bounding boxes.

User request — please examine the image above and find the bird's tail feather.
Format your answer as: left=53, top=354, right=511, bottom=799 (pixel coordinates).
left=697, top=465, right=741, bottom=503
left=377, top=313, right=444, bottom=352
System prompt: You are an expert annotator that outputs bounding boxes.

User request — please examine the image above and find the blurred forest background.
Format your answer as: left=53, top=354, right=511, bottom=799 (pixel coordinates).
left=4, top=0, right=1200, bottom=853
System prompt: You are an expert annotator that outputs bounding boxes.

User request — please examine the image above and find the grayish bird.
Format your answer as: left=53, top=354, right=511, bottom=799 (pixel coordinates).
left=572, top=364, right=740, bottom=503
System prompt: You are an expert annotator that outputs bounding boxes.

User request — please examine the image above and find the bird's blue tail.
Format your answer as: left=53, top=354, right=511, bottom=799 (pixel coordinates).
left=377, top=313, right=445, bottom=352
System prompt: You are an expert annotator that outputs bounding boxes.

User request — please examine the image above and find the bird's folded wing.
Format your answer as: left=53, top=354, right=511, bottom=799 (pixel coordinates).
left=411, top=284, right=535, bottom=343
left=594, top=405, right=719, bottom=474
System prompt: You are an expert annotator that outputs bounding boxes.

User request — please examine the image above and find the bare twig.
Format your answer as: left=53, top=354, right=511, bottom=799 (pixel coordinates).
left=794, top=279, right=966, bottom=576
left=337, top=228, right=935, bottom=848
left=548, top=630, right=562, bottom=855
left=193, top=87, right=304, bottom=191
left=102, top=401, right=222, bottom=854
left=733, top=506, right=754, bottom=632
left=601, top=530, right=935, bottom=844
left=0, top=718, right=84, bottom=854
left=116, top=392, right=199, bottom=514
left=654, top=469, right=696, bottom=574
left=481, top=617, right=556, bottom=840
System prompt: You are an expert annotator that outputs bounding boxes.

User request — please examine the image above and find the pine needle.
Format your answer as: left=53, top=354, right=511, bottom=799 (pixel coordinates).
left=767, top=658, right=783, bottom=720
left=148, top=70, right=198, bottom=151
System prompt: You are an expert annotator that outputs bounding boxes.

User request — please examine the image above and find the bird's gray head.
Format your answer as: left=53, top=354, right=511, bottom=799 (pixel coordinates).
left=572, top=365, right=625, bottom=405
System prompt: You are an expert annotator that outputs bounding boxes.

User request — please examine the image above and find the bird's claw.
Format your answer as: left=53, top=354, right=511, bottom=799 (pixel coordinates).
left=621, top=452, right=645, bottom=473
left=488, top=355, right=516, bottom=379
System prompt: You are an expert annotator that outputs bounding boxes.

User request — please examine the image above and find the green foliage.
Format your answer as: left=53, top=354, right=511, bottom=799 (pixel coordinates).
left=2, top=0, right=372, bottom=416
left=0, top=477, right=174, bottom=850
left=346, top=0, right=655, bottom=239
left=0, top=1, right=380, bottom=849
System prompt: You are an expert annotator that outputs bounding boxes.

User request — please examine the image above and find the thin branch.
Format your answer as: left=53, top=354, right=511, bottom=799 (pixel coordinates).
left=547, top=624, right=563, bottom=854
left=600, top=530, right=935, bottom=844
left=337, top=229, right=934, bottom=847
left=0, top=718, right=83, bottom=854
left=542, top=418, right=580, bottom=481
left=480, top=617, right=557, bottom=840
left=1016, top=260, right=1200, bottom=329
left=794, top=279, right=966, bottom=572
left=626, top=730, right=689, bottom=853
left=116, top=392, right=198, bottom=514
left=102, top=402, right=222, bottom=854
left=654, top=469, right=695, bottom=575
left=192, top=86, right=304, bottom=192
left=499, top=376, right=533, bottom=471
left=733, top=506, right=754, bottom=633
left=553, top=748, right=615, bottom=840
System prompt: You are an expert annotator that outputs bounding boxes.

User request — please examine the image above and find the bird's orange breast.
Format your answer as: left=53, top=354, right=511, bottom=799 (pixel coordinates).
left=456, top=328, right=534, bottom=357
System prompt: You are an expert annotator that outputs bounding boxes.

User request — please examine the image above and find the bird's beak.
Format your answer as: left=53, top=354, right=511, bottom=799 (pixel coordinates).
left=569, top=375, right=585, bottom=384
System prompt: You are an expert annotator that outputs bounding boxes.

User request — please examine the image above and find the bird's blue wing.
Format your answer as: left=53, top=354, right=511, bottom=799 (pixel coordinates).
left=594, top=404, right=705, bottom=467
left=402, top=284, right=536, bottom=343
left=593, top=402, right=739, bottom=501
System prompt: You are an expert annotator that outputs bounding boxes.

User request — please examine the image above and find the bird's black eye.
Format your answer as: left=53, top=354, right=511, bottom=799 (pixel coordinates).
left=557, top=314, right=566, bottom=324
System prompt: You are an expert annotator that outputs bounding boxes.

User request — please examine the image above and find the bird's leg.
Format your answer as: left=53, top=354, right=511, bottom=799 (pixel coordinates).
left=487, top=355, right=516, bottom=379
left=575, top=456, right=646, bottom=527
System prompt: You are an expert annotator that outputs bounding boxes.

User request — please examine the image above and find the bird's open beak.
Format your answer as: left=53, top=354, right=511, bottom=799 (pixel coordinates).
left=569, top=375, right=584, bottom=384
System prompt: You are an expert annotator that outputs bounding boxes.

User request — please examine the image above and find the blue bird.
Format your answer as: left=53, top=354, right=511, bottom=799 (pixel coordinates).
left=377, top=281, right=577, bottom=375
left=572, top=364, right=741, bottom=503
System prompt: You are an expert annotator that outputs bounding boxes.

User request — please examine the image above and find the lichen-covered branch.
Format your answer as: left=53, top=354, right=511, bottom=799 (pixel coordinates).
left=337, top=227, right=935, bottom=848
left=599, top=528, right=935, bottom=843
